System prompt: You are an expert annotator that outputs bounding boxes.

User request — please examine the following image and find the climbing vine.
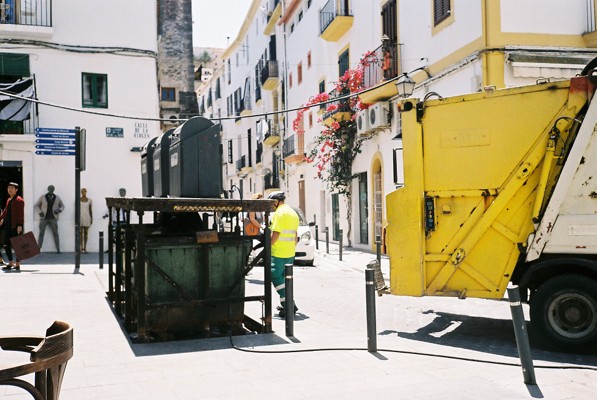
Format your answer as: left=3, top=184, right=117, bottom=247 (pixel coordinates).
left=293, top=52, right=377, bottom=245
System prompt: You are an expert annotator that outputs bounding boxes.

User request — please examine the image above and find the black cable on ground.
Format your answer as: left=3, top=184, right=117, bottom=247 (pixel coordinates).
left=228, top=334, right=597, bottom=372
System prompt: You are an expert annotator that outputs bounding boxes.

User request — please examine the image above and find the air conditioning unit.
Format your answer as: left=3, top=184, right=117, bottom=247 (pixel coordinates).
left=356, top=110, right=370, bottom=136
left=368, top=102, right=390, bottom=131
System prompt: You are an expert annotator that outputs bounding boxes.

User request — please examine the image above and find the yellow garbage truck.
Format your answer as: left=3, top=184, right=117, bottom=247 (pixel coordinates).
left=386, top=66, right=597, bottom=352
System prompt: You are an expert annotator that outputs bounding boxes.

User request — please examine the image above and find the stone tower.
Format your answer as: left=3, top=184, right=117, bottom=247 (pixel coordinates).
left=157, top=0, right=198, bottom=126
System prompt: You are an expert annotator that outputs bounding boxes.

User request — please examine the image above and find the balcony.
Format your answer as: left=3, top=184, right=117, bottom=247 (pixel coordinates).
left=264, top=172, right=280, bottom=191
left=0, top=0, right=52, bottom=38
left=263, top=125, right=282, bottom=147
left=260, top=60, right=279, bottom=91
left=322, top=90, right=352, bottom=125
left=283, top=134, right=305, bottom=165
left=319, top=0, right=353, bottom=42
left=235, top=155, right=246, bottom=172
left=263, top=0, right=281, bottom=36
left=359, top=42, right=401, bottom=104
left=240, top=94, right=252, bottom=117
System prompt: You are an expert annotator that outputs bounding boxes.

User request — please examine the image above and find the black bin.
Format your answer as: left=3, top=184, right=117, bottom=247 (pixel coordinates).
left=169, top=116, right=222, bottom=198
left=141, top=136, right=158, bottom=197
left=152, top=128, right=175, bottom=197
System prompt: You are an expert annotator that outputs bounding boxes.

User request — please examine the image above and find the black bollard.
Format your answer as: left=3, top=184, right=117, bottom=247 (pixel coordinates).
left=365, top=268, right=377, bottom=352
left=285, top=264, right=294, bottom=337
left=376, top=235, right=381, bottom=264
left=99, top=231, right=104, bottom=269
left=315, top=224, right=319, bottom=250
left=339, top=228, right=343, bottom=261
left=325, top=227, right=329, bottom=254
left=507, top=285, right=536, bottom=385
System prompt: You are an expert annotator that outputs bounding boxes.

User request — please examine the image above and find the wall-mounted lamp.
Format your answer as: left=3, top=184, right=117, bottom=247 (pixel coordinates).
left=395, top=74, right=416, bottom=98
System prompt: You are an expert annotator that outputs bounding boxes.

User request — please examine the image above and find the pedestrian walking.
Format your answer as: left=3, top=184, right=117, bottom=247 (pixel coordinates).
left=34, top=185, right=64, bottom=253
left=268, top=191, right=300, bottom=318
left=1, top=182, right=25, bottom=271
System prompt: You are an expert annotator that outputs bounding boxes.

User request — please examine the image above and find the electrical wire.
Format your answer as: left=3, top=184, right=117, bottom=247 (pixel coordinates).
left=0, top=74, right=403, bottom=123
left=0, top=38, right=156, bottom=57
left=228, top=334, right=597, bottom=371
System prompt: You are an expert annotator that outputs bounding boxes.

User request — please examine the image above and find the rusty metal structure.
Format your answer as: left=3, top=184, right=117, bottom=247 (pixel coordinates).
left=105, top=196, right=275, bottom=342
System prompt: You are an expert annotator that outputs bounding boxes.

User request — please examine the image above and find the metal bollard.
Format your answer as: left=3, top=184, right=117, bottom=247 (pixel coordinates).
left=285, top=264, right=294, bottom=337
left=315, top=224, right=319, bottom=250
left=325, top=227, right=329, bottom=254
left=99, top=231, right=104, bottom=269
left=365, top=268, right=377, bottom=352
left=376, top=235, right=381, bottom=264
left=339, top=228, right=343, bottom=261
left=507, top=285, right=536, bottom=385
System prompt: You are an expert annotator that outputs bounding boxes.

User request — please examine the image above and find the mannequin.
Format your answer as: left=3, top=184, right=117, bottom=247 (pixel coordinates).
left=80, top=188, right=93, bottom=252
left=34, top=185, right=64, bottom=253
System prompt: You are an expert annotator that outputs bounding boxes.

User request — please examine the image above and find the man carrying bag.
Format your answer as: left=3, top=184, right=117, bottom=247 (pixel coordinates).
left=0, top=182, right=25, bottom=271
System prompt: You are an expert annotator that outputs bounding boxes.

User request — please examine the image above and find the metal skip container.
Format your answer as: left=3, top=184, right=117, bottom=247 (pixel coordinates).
left=144, top=234, right=253, bottom=337
left=168, top=116, right=222, bottom=198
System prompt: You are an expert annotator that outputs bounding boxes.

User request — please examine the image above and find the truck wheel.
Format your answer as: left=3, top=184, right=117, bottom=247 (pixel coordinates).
left=530, top=274, right=597, bottom=352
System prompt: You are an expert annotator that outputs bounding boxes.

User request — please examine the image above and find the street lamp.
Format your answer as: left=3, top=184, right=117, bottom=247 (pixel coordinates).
left=395, top=73, right=416, bottom=98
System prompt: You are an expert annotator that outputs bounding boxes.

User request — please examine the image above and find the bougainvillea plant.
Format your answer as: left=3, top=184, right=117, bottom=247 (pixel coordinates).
left=292, top=51, right=377, bottom=246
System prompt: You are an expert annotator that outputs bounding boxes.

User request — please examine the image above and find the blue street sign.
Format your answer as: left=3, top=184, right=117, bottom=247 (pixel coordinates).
left=35, top=138, right=75, bottom=145
left=35, top=128, right=76, bottom=134
left=35, top=144, right=75, bottom=151
left=35, top=150, right=75, bottom=156
left=35, top=132, right=75, bottom=139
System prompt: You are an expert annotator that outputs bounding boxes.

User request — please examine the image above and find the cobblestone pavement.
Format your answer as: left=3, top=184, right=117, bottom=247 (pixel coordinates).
left=1, top=246, right=596, bottom=399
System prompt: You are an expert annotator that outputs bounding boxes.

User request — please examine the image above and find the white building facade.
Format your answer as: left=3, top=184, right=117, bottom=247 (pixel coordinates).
left=0, top=0, right=160, bottom=252
left=198, top=0, right=597, bottom=253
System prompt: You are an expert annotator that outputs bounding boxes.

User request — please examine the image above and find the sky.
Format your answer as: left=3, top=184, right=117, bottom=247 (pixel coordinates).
left=192, top=0, right=252, bottom=49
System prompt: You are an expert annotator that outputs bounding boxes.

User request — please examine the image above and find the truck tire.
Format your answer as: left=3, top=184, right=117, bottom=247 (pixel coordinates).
left=530, top=274, right=597, bottom=352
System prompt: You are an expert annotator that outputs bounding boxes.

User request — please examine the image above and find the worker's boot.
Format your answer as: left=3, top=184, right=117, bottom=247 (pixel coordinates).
left=277, top=303, right=298, bottom=318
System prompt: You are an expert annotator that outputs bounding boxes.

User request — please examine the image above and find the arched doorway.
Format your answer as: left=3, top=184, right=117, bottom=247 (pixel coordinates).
left=371, top=153, right=383, bottom=253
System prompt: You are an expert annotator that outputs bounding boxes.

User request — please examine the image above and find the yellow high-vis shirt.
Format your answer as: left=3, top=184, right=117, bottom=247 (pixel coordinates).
left=270, top=203, right=299, bottom=258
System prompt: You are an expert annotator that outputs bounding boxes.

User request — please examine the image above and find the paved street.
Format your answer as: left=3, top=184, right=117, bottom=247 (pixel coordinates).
left=1, top=244, right=596, bottom=399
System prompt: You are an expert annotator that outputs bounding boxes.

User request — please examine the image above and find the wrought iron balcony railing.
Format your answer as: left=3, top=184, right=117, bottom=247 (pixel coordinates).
left=260, top=60, right=279, bottom=85
left=235, top=155, right=246, bottom=171
left=362, top=42, right=400, bottom=89
left=0, top=0, right=52, bottom=27
left=283, top=135, right=295, bottom=158
left=319, top=0, right=351, bottom=35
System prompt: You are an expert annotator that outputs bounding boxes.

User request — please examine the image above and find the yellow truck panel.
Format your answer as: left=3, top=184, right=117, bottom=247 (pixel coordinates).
left=387, top=79, right=589, bottom=299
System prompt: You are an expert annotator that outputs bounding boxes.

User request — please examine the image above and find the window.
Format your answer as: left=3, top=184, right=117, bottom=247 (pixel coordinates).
left=434, top=0, right=451, bottom=26
left=297, top=62, right=303, bottom=85
left=215, top=78, right=221, bottom=99
left=382, top=0, right=397, bottom=44
left=289, top=72, right=293, bottom=89
left=161, top=87, right=175, bottom=102
left=227, top=59, right=231, bottom=84
left=319, top=80, right=326, bottom=110
left=82, top=73, right=108, bottom=108
left=338, top=49, right=349, bottom=77
left=307, top=51, right=312, bottom=68
left=308, top=111, right=313, bottom=128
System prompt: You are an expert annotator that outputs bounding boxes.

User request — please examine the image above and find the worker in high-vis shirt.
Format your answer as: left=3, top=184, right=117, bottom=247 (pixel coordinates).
left=268, top=191, right=300, bottom=318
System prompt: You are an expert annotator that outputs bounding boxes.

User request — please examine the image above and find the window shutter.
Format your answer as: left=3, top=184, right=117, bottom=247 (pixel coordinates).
left=0, top=53, right=30, bottom=76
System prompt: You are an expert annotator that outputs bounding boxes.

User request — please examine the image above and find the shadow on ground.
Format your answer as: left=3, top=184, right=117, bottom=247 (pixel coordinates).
left=383, top=310, right=597, bottom=366
left=24, top=252, right=101, bottom=266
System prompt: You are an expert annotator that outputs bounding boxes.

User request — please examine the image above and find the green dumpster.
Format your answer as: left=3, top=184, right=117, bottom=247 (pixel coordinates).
left=143, top=235, right=252, bottom=338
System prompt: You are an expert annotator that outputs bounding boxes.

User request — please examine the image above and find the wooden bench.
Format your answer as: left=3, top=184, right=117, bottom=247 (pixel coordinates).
left=0, top=321, right=73, bottom=400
